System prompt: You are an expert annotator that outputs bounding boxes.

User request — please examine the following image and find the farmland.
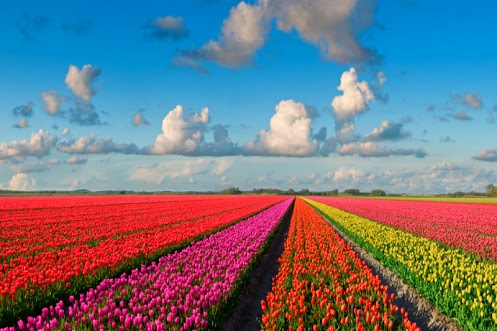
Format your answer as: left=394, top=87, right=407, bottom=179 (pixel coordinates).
left=1, top=194, right=497, bottom=330
left=0, top=195, right=286, bottom=326
left=306, top=197, right=497, bottom=330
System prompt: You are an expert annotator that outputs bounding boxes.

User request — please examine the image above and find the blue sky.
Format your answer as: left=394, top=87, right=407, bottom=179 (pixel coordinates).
left=1, top=0, right=496, bottom=193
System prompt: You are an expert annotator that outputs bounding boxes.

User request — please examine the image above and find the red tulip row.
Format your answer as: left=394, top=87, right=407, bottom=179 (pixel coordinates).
left=0, top=196, right=268, bottom=261
left=0, top=195, right=286, bottom=326
left=261, top=198, right=418, bottom=331
left=308, top=197, right=497, bottom=262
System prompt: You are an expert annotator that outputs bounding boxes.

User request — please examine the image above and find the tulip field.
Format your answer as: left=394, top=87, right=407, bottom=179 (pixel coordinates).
left=261, top=198, right=418, bottom=331
left=1, top=194, right=497, bottom=330
left=0, top=195, right=286, bottom=326
left=306, top=197, right=497, bottom=330
left=308, top=197, right=497, bottom=262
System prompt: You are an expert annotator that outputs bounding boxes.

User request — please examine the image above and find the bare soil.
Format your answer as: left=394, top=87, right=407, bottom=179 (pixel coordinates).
left=221, top=206, right=292, bottom=331
left=222, top=203, right=465, bottom=331
left=319, top=213, right=464, bottom=331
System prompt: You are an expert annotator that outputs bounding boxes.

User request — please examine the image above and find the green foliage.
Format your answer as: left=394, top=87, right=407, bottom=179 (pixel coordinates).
left=487, top=184, right=496, bottom=198
left=371, top=189, right=387, bottom=196
left=343, top=189, right=360, bottom=196
left=220, top=187, right=242, bottom=195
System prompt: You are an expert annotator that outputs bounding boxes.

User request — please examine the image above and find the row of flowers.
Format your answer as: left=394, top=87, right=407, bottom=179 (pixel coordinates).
left=309, top=196, right=497, bottom=262
left=0, top=195, right=286, bottom=327
left=307, top=198, right=497, bottom=330
left=261, top=198, right=418, bottom=331
left=1, top=198, right=293, bottom=331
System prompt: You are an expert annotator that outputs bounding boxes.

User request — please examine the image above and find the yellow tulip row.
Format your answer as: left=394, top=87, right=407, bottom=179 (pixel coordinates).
left=305, top=198, right=497, bottom=330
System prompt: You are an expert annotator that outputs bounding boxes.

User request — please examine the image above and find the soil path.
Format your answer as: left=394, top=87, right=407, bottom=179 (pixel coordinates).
left=317, top=211, right=464, bottom=331
left=221, top=203, right=292, bottom=331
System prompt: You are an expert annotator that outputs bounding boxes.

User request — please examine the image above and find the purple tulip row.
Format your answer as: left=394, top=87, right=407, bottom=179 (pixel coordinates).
left=4, top=198, right=293, bottom=331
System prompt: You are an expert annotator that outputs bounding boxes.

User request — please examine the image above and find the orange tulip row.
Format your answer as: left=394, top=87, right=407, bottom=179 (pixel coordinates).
left=261, top=198, right=419, bottom=331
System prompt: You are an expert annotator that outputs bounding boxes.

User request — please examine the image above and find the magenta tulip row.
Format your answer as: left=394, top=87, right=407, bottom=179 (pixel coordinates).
left=3, top=198, right=293, bottom=331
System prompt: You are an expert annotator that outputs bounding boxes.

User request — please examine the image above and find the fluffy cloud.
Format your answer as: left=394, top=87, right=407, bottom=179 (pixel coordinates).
left=58, top=135, right=140, bottom=154
left=143, top=16, right=188, bottom=40
left=9, top=159, right=60, bottom=173
left=40, top=65, right=103, bottom=126
left=178, top=1, right=269, bottom=68
left=12, top=101, right=34, bottom=118
left=246, top=100, right=316, bottom=156
left=65, top=64, right=101, bottom=103
left=270, top=0, right=377, bottom=63
left=331, top=68, right=374, bottom=121
left=326, top=167, right=366, bottom=181
left=337, top=142, right=427, bottom=158
left=451, top=92, right=483, bottom=109
left=14, top=118, right=29, bottom=129
left=0, top=130, right=57, bottom=160
left=41, top=90, right=64, bottom=115
left=65, top=156, right=88, bottom=165
left=132, top=111, right=150, bottom=127
left=178, top=0, right=377, bottom=69
left=473, top=148, right=497, bottom=162
left=8, top=173, right=37, bottom=191
left=62, top=128, right=70, bottom=136
left=363, top=121, right=411, bottom=142
left=150, top=105, right=210, bottom=155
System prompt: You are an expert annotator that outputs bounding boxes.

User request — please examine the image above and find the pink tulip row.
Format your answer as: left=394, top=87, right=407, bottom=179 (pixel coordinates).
left=2, top=197, right=293, bottom=331
left=309, top=197, right=497, bottom=262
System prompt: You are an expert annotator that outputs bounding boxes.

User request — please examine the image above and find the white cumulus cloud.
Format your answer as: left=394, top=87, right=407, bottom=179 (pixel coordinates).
left=473, top=148, right=497, bottom=162
left=178, top=0, right=378, bottom=69
left=150, top=105, right=210, bottom=155
left=65, top=64, right=101, bottom=103
left=9, top=173, right=37, bottom=191
left=270, top=0, right=377, bottom=63
left=331, top=67, right=374, bottom=121
left=41, top=90, right=64, bottom=115
left=246, top=99, right=316, bottom=156
left=0, top=130, right=57, bottom=160
left=338, top=142, right=427, bottom=158
left=178, top=1, right=269, bottom=68
left=58, top=135, right=139, bottom=154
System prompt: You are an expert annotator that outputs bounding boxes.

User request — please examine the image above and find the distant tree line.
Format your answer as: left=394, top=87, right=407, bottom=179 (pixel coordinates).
left=219, top=187, right=388, bottom=196
left=487, top=184, right=497, bottom=197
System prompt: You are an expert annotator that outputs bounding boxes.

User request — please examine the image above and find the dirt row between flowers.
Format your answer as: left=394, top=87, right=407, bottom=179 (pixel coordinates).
left=221, top=201, right=293, bottom=331
left=224, top=199, right=465, bottom=331
left=313, top=209, right=464, bottom=331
